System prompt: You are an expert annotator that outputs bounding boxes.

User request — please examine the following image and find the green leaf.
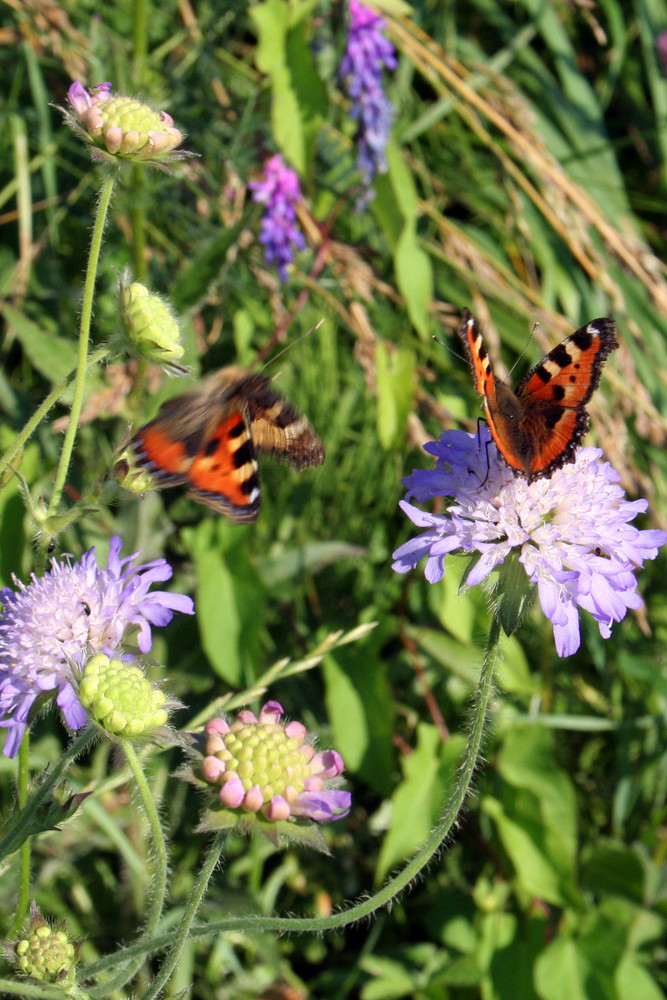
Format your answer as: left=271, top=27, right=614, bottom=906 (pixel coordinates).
left=185, top=520, right=266, bottom=685
left=534, top=936, right=599, bottom=1000
left=580, top=842, right=646, bottom=905
left=258, top=540, right=365, bottom=589
left=483, top=727, right=580, bottom=905
left=376, top=726, right=466, bottom=881
left=2, top=303, right=77, bottom=383
left=323, top=643, right=395, bottom=796
left=375, top=342, right=415, bottom=449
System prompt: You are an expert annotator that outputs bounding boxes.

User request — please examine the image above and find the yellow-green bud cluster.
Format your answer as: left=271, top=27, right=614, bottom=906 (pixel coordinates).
left=66, top=81, right=183, bottom=165
left=79, top=654, right=168, bottom=737
left=15, top=918, right=77, bottom=985
left=121, top=280, right=184, bottom=366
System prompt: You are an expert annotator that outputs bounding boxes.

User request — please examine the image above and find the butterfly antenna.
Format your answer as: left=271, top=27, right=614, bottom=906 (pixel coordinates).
left=259, top=319, right=324, bottom=374
left=433, top=334, right=467, bottom=365
left=507, top=321, right=540, bottom=379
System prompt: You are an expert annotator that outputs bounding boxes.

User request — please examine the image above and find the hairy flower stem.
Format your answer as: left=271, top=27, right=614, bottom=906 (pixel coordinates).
left=138, top=832, right=226, bottom=1000
left=158, top=617, right=501, bottom=940
left=40, top=170, right=117, bottom=567
left=90, top=741, right=170, bottom=995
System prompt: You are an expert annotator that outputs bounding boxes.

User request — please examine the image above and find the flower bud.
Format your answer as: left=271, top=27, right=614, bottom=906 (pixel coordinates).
left=78, top=653, right=169, bottom=738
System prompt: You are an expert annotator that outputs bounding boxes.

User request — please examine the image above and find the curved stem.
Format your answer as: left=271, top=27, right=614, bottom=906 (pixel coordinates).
left=138, top=833, right=225, bottom=1000
left=85, top=615, right=502, bottom=969
left=45, top=170, right=116, bottom=525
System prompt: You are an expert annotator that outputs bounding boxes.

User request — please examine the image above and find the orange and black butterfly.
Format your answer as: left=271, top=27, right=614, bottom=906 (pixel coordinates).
left=130, top=367, right=325, bottom=523
left=457, top=310, right=618, bottom=481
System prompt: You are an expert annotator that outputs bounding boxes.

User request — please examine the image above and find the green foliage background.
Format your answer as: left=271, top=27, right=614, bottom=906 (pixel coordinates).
left=0, top=0, right=666, bottom=997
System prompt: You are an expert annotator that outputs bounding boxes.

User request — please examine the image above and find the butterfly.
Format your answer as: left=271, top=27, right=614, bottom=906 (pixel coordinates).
left=130, top=367, right=325, bottom=523
left=457, top=309, right=618, bottom=481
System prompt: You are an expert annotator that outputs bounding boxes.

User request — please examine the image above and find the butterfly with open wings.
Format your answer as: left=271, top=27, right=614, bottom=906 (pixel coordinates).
left=130, top=367, right=325, bottom=523
left=457, top=309, right=618, bottom=481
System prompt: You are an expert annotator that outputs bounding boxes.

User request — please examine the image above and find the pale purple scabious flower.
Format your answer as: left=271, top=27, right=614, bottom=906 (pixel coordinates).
left=339, top=0, right=397, bottom=199
left=249, top=154, right=306, bottom=281
left=0, top=537, right=194, bottom=757
left=201, top=700, right=351, bottom=824
left=392, top=428, right=667, bottom=658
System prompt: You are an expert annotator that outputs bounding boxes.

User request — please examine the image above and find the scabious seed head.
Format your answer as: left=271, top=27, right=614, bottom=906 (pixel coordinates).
left=78, top=653, right=169, bottom=738
left=198, top=701, right=350, bottom=831
left=118, top=275, right=185, bottom=371
left=12, top=907, right=78, bottom=987
left=392, top=428, right=667, bottom=657
left=64, top=80, right=187, bottom=168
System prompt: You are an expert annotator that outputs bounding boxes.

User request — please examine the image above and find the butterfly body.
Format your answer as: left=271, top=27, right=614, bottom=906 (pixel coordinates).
left=131, top=367, right=325, bottom=522
left=458, top=310, right=618, bottom=481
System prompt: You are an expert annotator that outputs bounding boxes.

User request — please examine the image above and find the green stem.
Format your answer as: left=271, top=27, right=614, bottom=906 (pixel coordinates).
left=0, top=347, right=110, bottom=484
left=86, top=741, right=170, bottom=996
left=9, top=734, right=31, bottom=935
left=123, top=740, right=168, bottom=938
left=82, top=615, right=502, bottom=971
left=138, top=833, right=225, bottom=1000
left=45, top=170, right=116, bottom=526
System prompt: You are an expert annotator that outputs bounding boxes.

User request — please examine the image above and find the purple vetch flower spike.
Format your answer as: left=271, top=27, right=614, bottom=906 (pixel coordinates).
left=392, top=427, right=667, bottom=658
left=249, top=154, right=307, bottom=281
left=0, top=536, right=194, bottom=757
left=200, top=700, right=351, bottom=826
left=339, top=0, right=397, bottom=202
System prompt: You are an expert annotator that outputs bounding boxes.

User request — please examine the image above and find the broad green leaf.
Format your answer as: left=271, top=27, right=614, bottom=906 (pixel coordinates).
left=580, top=842, right=646, bottom=905
left=534, top=937, right=595, bottom=1000
left=615, top=957, right=665, bottom=1000
left=375, top=342, right=415, bottom=449
left=2, top=303, right=77, bottom=383
left=376, top=726, right=466, bottom=881
left=394, top=224, right=433, bottom=341
left=185, top=520, right=266, bottom=685
left=323, top=643, right=394, bottom=795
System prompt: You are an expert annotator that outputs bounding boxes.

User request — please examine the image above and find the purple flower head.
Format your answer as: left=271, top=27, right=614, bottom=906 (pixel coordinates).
left=392, top=428, right=667, bottom=658
left=0, top=536, right=194, bottom=757
left=249, top=154, right=306, bottom=281
left=200, top=701, right=351, bottom=829
left=339, top=0, right=397, bottom=201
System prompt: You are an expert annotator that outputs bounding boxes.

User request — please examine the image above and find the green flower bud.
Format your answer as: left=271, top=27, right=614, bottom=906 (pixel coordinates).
left=14, top=908, right=78, bottom=986
left=79, top=653, right=169, bottom=738
left=120, top=277, right=185, bottom=368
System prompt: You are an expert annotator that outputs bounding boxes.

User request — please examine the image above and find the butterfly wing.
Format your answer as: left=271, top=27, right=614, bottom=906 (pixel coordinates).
left=131, top=368, right=324, bottom=522
left=243, top=375, right=325, bottom=470
left=514, top=318, right=618, bottom=478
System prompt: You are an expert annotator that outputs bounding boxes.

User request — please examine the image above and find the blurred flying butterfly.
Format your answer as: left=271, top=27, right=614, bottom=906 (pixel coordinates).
left=457, top=309, right=618, bottom=481
left=130, top=367, right=325, bottom=523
